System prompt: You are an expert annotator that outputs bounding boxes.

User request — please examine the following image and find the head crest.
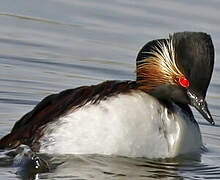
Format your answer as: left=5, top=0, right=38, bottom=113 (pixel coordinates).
left=136, top=35, right=188, bottom=92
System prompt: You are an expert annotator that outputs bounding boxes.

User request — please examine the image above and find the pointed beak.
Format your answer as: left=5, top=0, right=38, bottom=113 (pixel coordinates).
left=187, top=90, right=215, bottom=125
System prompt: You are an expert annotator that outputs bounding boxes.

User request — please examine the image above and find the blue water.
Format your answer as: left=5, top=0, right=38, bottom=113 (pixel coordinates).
left=0, top=0, right=220, bottom=179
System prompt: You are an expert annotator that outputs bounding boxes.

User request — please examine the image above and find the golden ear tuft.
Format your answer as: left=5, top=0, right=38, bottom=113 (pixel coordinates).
left=136, top=36, right=185, bottom=92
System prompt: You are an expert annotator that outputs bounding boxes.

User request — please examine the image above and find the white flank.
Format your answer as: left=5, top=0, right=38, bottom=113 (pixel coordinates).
left=39, top=90, right=202, bottom=158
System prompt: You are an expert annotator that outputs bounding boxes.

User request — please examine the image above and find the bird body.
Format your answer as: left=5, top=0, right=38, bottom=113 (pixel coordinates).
left=39, top=89, right=201, bottom=158
left=0, top=32, right=215, bottom=158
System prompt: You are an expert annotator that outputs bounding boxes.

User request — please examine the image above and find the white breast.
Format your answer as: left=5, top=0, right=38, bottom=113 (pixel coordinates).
left=39, top=90, right=202, bottom=158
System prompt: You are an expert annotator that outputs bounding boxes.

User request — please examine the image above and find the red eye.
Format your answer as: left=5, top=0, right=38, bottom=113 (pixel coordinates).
left=179, top=77, right=189, bottom=88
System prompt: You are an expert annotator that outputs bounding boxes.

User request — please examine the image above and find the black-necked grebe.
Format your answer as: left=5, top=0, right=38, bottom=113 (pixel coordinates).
left=0, top=32, right=215, bottom=158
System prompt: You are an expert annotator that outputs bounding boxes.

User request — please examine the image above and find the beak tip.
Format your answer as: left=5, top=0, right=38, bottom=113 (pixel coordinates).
left=210, top=120, right=215, bottom=126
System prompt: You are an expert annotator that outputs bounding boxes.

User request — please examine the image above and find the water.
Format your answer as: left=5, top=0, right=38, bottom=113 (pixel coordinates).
left=0, top=0, right=220, bottom=179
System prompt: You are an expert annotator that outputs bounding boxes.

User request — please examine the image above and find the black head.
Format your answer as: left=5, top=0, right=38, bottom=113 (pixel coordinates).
left=136, top=32, right=215, bottom=125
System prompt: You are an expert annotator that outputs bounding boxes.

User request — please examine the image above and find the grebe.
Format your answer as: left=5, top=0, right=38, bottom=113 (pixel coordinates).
left=0, top=32, right=215, bottom=158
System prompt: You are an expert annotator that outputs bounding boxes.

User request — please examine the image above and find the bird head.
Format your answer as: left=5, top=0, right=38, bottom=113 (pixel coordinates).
left=136, top=32, right=215, bottom=125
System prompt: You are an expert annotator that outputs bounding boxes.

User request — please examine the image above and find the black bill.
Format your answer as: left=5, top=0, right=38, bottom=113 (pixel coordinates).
left=187, top=90, right=215, bottom=125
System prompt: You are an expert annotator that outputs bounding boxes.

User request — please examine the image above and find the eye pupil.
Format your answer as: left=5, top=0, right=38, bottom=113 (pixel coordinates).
left=179, top=77, right=189, bottom=88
